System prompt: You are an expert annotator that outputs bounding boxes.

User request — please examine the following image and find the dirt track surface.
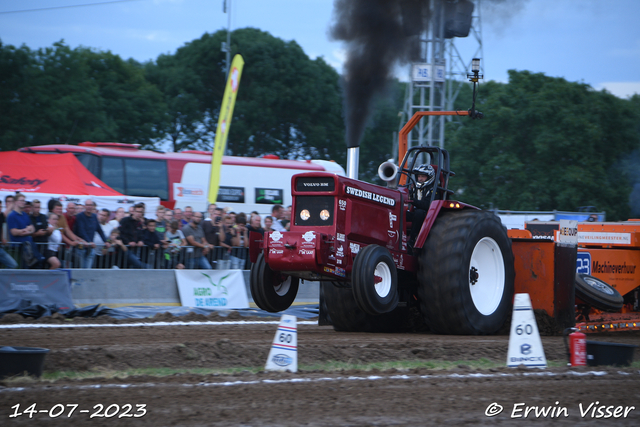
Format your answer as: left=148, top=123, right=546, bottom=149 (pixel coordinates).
left=1, top=315, right=640, bottom=426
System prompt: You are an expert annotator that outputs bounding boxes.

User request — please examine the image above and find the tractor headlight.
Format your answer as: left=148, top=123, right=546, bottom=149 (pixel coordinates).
left=300, top=209, right=310, bottom=221
left=320, top=209, right=330, bottom=221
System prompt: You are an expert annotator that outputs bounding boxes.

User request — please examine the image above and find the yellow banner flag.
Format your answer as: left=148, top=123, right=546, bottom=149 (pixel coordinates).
left=208, top=54, right=245, bottom=204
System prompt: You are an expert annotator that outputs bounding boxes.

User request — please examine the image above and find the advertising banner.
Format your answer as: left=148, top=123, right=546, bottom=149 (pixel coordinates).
left=577, top=248, right=640, bottom=297
left=175, top=269, right=249, bottom=309
left=173, top=183, right=206, bottom=202
left=208, top=54, right=245, bottom=204
left=0, top=270, right=74, bottom=309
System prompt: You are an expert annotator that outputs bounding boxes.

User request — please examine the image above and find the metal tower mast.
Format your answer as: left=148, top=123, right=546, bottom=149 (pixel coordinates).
left=401, top=0, right=484, bottom=154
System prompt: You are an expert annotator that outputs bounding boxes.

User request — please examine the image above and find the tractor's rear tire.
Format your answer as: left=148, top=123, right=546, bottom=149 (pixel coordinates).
left=351, top=244, right=399, bottom=315
left=575, top=273, right=623, bottom=312
left=250, top=253, right=299, bottom=312
left=321, top=282, right=410, bottom=332
left=418, top=210, right=515, bottom=335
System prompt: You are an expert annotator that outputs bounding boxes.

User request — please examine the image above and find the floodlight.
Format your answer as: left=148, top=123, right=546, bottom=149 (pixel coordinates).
left=472, top=58, right=480, bottom=72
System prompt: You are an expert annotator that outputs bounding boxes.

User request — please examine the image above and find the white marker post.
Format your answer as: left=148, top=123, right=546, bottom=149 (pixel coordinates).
left=265, top=314, right=298, bottom=373
left=506, top=293, right=547, bottom=368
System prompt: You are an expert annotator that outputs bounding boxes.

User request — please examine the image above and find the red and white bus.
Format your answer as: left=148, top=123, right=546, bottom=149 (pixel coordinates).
left=19, top=142, right=345, bottom=214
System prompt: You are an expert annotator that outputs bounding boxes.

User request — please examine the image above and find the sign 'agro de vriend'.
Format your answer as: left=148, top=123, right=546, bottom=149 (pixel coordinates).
left=175, top=270, right=249, bottom=309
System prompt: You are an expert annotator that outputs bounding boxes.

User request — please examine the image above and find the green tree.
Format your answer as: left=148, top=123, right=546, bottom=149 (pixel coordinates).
left=144, top=54, right=207, bottom=152
left=0, top=41, right=38, bottom=150
left=148, top=28, right=346, bottom=165
left=83, top=51, right=166, bottom=147
left=0, top=41, right=165, bottom=151
left=446, top=70, right=640, bottom=221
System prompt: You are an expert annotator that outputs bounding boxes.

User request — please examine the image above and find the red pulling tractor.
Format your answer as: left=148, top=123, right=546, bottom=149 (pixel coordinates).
left=249, top=136, right=516, bottom=335
left=249, top=61, right=515, bottom=334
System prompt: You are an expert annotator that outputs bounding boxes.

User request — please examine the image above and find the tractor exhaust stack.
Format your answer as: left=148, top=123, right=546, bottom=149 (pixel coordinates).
left=346, top=146, right=359, bottom=179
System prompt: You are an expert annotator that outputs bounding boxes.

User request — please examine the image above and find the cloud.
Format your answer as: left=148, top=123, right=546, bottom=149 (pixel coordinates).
left=596, top=82, right=640, bottom=99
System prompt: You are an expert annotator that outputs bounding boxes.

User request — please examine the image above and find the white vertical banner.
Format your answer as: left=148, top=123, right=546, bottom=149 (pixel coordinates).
left=175, top=270, right=249, bottom=309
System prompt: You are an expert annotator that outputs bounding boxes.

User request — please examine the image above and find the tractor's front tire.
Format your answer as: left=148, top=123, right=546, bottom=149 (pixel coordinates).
left=321, top=282, right=411, bottom=332
left=418, top=210, right=515, bottom=334
left=351, top=244, right=399, bottom=315
left=250, top=253, right=299, bottom=312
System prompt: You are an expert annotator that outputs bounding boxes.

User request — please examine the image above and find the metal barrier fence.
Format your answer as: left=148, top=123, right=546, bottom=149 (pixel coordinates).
left=0, top=243, right=251, bottom=270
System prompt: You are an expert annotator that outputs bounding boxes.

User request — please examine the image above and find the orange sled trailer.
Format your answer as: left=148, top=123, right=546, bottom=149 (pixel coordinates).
left=509, top=220, right=640, bottom=333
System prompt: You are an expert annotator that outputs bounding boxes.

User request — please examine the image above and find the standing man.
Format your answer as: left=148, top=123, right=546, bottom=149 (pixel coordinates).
left=0, top=198, right=18, bottom=269
left=182, top=206, right=193, bottom=228
left=270, top=204, right=286, bottom=232
left=174, top=208, right=184, bottom=229
left=112, top=207, right=126, bottom=225
left=247, top=213, right=265, bottom=236
left=3, top=195, right=15, bottom=219
left=93, top=208, right=117, bottom=267
left=30, top=199, right=50, bottom=252
left=74, top=199, right=110, bottom=268
left=205, top=203, right=217, bottom=220
left=264, top=216, right=273, bottom=232
left=64, top=202, right=78, bottom=233
left=119, top=203, right=146, bottom=268
left=182, top=212, right=212, bottom=269
left=155, top=206, right=168, bottom=240
left=164, top=209, right=174, bottom=225
left=7, top=194, right=43, bottom=267
left=202, top=207, right=222, bottom=247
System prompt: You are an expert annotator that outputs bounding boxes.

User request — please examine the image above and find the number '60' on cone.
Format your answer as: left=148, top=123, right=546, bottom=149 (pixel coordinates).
left=265, top=314, right=297, bottom=373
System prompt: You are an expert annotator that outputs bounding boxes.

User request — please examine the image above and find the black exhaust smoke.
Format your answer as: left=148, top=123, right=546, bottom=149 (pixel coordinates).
left=330, top=0, right=430, bottom=149
left=331, top=0, right=526, bottom=150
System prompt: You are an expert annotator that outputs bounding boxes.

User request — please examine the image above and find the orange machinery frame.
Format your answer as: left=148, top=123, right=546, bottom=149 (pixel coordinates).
left=577, top=221, right=640, bottom=298
left=575, top=221, right=640, bottom=332
left=509, top=222, right=640, bottom=333
left=507, top=229, right=577, bottom=330
left=397, top=110, right=469, bottom=184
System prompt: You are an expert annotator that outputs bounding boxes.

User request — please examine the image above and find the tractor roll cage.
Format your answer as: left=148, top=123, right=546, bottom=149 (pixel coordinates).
left=397, top=145, right=455, bottom=205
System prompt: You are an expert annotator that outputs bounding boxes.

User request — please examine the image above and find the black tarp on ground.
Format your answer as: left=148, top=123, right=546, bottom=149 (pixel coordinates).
left=0, top=299, right=127, bottom=319
left=0, top=299, right=319, bottom=320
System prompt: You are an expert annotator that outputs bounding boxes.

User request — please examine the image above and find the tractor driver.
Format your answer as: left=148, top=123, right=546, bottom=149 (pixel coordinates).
left=407, top=164, right=437, bottom=251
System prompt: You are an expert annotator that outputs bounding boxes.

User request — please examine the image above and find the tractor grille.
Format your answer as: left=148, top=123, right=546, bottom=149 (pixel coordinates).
left=294, top=196, right=335, bottom=226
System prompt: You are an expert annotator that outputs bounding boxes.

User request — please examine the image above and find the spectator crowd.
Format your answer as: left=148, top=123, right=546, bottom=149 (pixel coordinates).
left=0, top=192, right=292, bottom=270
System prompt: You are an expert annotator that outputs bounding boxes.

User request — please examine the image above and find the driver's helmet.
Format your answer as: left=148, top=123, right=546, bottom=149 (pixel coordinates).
left=413, top=164, right=435, bottom=189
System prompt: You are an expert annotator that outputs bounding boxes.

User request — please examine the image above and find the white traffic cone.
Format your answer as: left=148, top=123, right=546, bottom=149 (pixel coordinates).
left=265, top=314, right=298, bottom=373
left=506, top=293, right=547, bottom=368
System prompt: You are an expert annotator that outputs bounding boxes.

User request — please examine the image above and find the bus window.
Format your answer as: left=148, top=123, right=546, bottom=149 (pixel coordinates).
left=256, top=188, right=284, bottom=204
left=74, top=153, right=100, bottom=177
left=101, top=157, right=125, bottom=194
left=124, top=158, right=169, bottom=200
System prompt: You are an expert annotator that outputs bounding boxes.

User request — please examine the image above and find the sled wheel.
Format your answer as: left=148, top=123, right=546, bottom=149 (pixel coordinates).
left=351, top=244, right=399, bottom=315
left=321, top=282, right=411, bottom=332
left=575, top=273, right=623, bottom=312
left=418, top=210, right=515, bottom=335
left=250, top=253, right=299, bottom=312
